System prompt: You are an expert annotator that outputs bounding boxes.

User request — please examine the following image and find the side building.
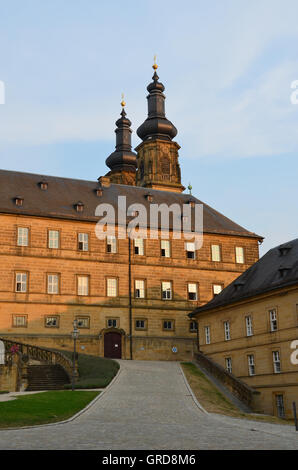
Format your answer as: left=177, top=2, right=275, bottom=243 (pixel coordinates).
left=0, top=65, right=262, bottom=361
left=189, top=239, right=298, bottom=418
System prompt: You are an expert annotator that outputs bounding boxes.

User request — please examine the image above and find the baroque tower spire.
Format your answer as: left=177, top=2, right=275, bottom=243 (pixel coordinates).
left=135, top=60, right=184, bottom=192
left=105, top=96, right=137, bottom=186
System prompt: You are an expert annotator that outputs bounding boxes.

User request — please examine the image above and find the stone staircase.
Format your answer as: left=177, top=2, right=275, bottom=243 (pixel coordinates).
left=26, top=364, right=70, bottom=391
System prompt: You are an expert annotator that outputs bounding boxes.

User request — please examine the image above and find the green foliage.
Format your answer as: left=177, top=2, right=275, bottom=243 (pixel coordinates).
left=60, top=350, right=120, bottom=389
left=0, top=391, right=99, bottom=428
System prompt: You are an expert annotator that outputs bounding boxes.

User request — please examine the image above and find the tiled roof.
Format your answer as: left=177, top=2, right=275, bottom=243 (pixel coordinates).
left=189, top=238, right=298, bottom=317
left=0, top=168, right=262, bottom=238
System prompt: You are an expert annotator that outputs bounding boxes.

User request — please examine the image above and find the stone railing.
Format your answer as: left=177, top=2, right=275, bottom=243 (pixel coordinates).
left=194, top=351, right=260, bottom=408
left=0, top=337, right=73, bottom=380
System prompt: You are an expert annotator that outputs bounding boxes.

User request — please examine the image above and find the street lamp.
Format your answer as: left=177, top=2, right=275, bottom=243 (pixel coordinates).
left=71, top=319, right=79, bottom=391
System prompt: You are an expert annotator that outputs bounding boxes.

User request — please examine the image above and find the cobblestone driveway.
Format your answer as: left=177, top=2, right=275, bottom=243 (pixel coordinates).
left=0, top=360, right=297, bottom=450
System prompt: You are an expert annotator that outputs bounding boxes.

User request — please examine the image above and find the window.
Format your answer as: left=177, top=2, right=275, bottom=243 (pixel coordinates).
left=135, top=319, right=147, bottom=330
left=45, top=316, right=59, bottom=328
left=107, top=318, right=118, bottom=328
left=135, top=280, right=145, bottom=299
left=162, top=281, right=172, bottom=300
left=235, top=246, right=245, bottom=264
left=77, top=276, right=89, bottom=296
left=189, top=321, right=197, bottom=332
left=213, top=284, right=223, bottom=296
left=270, top=309, right=278, bottom=331
left=163, top=320, right=174, bottom=331
left=273, top=351, right=281, bottom=373
left=188, top=283, right=198, bottom=301
left=225, top=357, right=232, bottom=374
left=107, top=278, right=117, bottom=297
left=76, top=317, right=90, bottom=328
left=134, top=238, right=144, bottom=256
left=248, top=355, right=255, bottom=376
left=107, top=236, right=117, bottom=253
left=224, top=321, right=230, bottom=341
left=185, top=242, right=196, bottom=259
left=17, top=227, right=29, bottom=246
left=48, top=230, right=59, bottom=249
left=276, top=394, right=285, bottom=418
left=12, top=315, right=27, bottom=327
left=161, top=240, right=170, bottom=258
left=211, top=244, right=221, bottom=262
left=47, top=274, right=59, bottom=294
left=205, top=326, right=211, bottom=344
left=15, top=272, right=27, bottom=292
left=78, top=233, right=89, bottom=251
left=245, top=315, right=253, bottom=336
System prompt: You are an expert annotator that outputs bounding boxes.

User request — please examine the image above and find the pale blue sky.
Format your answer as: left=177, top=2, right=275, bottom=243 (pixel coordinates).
left=0, top=0, right=298, bottom=255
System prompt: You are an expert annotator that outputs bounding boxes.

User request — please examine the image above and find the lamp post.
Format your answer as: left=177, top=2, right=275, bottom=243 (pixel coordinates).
left=71, top=319, right=79, bottom=391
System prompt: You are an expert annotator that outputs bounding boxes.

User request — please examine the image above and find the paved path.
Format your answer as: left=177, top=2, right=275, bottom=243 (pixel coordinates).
left=0, top=360, right=297, bottom=450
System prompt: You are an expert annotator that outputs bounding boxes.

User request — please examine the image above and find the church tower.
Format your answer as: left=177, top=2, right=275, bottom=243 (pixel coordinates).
left=105, top=98, right=137, bottom=186
left=135, top=61, right=185, bottom=193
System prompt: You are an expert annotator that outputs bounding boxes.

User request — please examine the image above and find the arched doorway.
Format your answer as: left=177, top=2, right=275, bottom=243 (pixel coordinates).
left=104, top=332, right=122, bottom=359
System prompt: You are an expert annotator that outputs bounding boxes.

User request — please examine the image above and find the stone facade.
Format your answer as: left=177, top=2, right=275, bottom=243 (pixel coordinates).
left=193, top=285, right=298, bottom=417
left=0, top=212, right=260, bottom=360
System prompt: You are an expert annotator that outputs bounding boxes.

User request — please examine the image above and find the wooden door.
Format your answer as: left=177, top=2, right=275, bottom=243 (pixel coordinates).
left=104, top=332, right=122, bottom=359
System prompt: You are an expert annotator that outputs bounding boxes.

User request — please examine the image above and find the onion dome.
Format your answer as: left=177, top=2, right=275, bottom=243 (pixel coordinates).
left=106, top=99, right=137, bottom=172
left=137, top=62, right=177, bottom=142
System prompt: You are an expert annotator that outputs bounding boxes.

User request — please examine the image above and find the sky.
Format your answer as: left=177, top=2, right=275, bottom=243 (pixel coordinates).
left=0, top=0, right=298, bottom=255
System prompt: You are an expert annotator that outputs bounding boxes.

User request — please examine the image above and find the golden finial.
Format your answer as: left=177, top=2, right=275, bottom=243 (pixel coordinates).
left=121, top=93, right=126, bottom=108
left=152, top=54, right=158, bottom=70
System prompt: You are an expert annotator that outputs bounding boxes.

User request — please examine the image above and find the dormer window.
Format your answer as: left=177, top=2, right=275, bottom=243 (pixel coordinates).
left=95, top=188, right=103, bottom=197
left=234, top=281, right=245, bottom=291
left=278, top=245, right=292, bottom=256
left=15, top=196, right=24, bottom=207
left=278, top=266, right=291, bottom=278
left=39, top=180, right=48, bottom=190
left=75, top=201, right=84, bottom=213
left=145, top=194, right=153, bottom=202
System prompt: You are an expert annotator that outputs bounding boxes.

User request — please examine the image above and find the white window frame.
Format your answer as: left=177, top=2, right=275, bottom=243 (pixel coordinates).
left=270, top=309, right=278, bottom=332
left=77, top=276, right=89, bottom=296
left=15, top=272, right=27, bottom=292
left=248, top=354, right=255, bottom=376
left=185, top=242, right=196, bottom=259
left=205, top=326, right=211, bottom=344
left=45, top=316, right=59, bottom=328
left=211, top=244, right=221, bottom=262
left=162, top=281, right=172, bottom=300
left=107, top=318, right=118, bottom=328
left=225, top=357, right=232, bottom=374
left=273, top=351, right=281, bottom=373
left=17, top=227, right=29, bottom=246
left=107, top=278, right=117, bottom=297
left=47, top=274, right=59, bottom=294
left=135, top=279, right=145, bottom=299
left=163, top=320, right=174, bottom=330
left=12, top=315, right=27, bottom=327
left=245, top=315, right=253, bottom=336
left=134, top=238, right=144, bottom=256
left=213, top=284, right=223, bottom=296
left=78, top=233, right=89, bottom=251
left=48, top=230, right=59, bottom=249
left=224, top=321, right=231, bottom=341
left=235, top=246, right=245, bottom=264
left=188, top=283, right=198, bottom=301
left=76, top=317, right=90, bottom=329
left=161, top=240, right=170, bottom=258
left=107, top=236, right=117, bottom=253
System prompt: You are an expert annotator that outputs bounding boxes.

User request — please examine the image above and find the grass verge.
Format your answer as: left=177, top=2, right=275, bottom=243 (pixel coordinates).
left=181, top=362, right=294, bottom=426
left=0, top=390, right=99, bottom=428
left=59, top=350, right=120, bottom=389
